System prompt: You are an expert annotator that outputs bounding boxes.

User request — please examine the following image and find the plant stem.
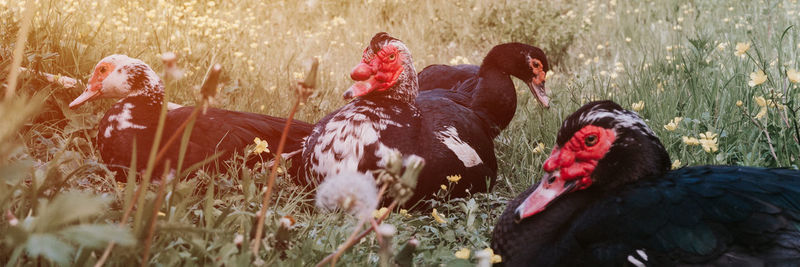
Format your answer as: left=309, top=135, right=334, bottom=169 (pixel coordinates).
left=4, top=0, right=34, bottom=100
left=740, top=107, right=779, bottom=163
left=315, top=196, right=398, bottom=267
left=251, top=84, right=303, bottom=256
left=141, top=163, right=172, bottom=266
left=154, top=107, right=201, bottom=164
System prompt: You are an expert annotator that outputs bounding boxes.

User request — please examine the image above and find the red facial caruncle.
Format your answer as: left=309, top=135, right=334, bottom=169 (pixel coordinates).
left=526, top=58, right=550, bottom=108
left=515, top=125, right=616, bottom=221
left=69, top=61, right=115, bottom=109
left=344, top=44, right=404, bottom=100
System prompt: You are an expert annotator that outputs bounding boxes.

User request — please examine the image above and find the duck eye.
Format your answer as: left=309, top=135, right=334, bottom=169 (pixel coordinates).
left=585, top=135, right=598, bottom=147
left=99, top=66, right=106, bottom=73
left=387, top=53, right=396, bottom=61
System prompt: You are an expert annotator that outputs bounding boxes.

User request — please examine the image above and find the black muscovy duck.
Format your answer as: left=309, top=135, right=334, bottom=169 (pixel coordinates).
left=492, top=100, right=800, bottom=266
left=416, top=42, right=549, bottom=149
left=301, top=33, right=551, bottom=205
left=418, top=42, right=550, bottom=113
left=70, top=55, right=314, bottom=179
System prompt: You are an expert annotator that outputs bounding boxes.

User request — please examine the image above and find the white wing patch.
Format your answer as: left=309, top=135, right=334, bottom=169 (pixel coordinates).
left=436, top=126, right=482, bottom=167
left=626, top=249, right=648, bottom=267
left=627, top=255, right=646, bottom=267
left=104, top=103, right=146, bottom=137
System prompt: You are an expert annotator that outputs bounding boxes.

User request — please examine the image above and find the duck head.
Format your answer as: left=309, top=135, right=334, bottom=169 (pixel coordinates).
left=515, top=101, right=670, bottom=221
left=69, top=55, right=163, bottom=109
left=344, top=32, right=418, bottom=103
left=482, top=43, right=551, bottom=108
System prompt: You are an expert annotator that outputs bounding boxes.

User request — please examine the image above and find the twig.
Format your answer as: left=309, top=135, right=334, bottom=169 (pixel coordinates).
left=330, top=217, right=367, bottom=267
left=18, top=67, right=79, bottom=88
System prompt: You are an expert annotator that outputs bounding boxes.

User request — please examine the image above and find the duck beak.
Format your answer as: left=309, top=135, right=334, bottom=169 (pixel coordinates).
left=514, top=171, right=576, bottom=222
left=526, top=80, right=550, bottom=108
left=343, top=78, right=380, bottom=101
left=343, top=62, right=379, bottom=101
left=69, top=84, right=102, bottom=109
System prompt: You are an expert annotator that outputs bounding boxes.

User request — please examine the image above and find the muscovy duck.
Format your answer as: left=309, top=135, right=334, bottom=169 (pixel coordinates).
left=302, top=33, right=550, bottom=205
left=418, top=43, right=550, bottom=134
left=491, top=100, right=800, bottom=266
left=70, top=55, right=314, bottom=179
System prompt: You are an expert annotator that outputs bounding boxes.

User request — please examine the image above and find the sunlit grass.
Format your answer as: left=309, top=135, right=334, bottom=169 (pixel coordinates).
left=2, top=0, right=799, bottom=265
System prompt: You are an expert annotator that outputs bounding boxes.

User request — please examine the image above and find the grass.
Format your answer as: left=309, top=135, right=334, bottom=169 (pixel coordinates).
left=1, top=0, right=799, bottom=265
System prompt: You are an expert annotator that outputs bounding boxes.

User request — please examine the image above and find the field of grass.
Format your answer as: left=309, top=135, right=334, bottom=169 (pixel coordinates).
left=1, top=0, right=799, bottom=265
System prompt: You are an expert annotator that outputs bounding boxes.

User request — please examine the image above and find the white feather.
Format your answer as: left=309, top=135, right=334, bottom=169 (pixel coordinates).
left=436, top=126, right=482, bottom=167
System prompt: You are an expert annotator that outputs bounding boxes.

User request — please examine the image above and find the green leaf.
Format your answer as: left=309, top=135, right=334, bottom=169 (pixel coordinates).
left=25, top=234, right=75, bottom=266
left=34, top=192, right=110, bottom=231
left=58, top=224, right=136, bottom=248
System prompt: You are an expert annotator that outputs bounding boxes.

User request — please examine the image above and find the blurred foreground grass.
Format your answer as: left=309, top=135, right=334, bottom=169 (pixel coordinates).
left=1, top=0, right=799, bottom=265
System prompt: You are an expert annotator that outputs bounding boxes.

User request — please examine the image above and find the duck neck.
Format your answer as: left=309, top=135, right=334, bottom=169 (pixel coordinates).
left=114, top=81, right=166, bottom=128
left=365, top=61, right=419, bottom=104
left=471, top=67, right=517, bottom=137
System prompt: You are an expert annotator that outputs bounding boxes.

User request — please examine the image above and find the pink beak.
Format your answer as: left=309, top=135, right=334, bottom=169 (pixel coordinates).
left=514, top=171, right=576, bottom=221
left=69, top=83, right=102, bottom=109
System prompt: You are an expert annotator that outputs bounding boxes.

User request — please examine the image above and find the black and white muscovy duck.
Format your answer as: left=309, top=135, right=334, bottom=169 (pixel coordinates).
left=69, top=55, right=314, bottom=179
left=492, top=100, right=800, bottom=266
left=301, top=33, right=550, bottom=205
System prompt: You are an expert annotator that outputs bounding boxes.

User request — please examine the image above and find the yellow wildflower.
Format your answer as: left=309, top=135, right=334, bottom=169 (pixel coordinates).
left=440, top=184, right=447, bottom=190
left=252, top=137, right=269, bottom=154
left=755, top=107, right=768, bottom=119
left=716, top=42, right=728, bottom=51
left=631, top=100, right=644, bottom=112
left=532, top=142, right=546, bottom=154
left=482, top=248, right=503, bottom=264
left=755, top=96, right=767, bottom=107
left=682, top=136, right=700, bottom=146
left=734, top=42, right=750, bottom=57
left=399, top=209, right=411, bottom=218
left=671, top=159, right=682, bottom=170
left=748, top=70, right=767, bottom=87
left=754, top=96, right=768, bottom=119
left=455, top=248, right=470, bottom=259
left=446, top=174, right=462, bottom=183
left=787, top=69, right=800, bottom=84
left=431, top=208, right=446, bottom=224
left=373, top=207, right=389, bottom=219
left=698, top=131, right=719, bottom=153
left=736, top=100, right=743, bottom=107
left=663, top=117, right=682, bottom=131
